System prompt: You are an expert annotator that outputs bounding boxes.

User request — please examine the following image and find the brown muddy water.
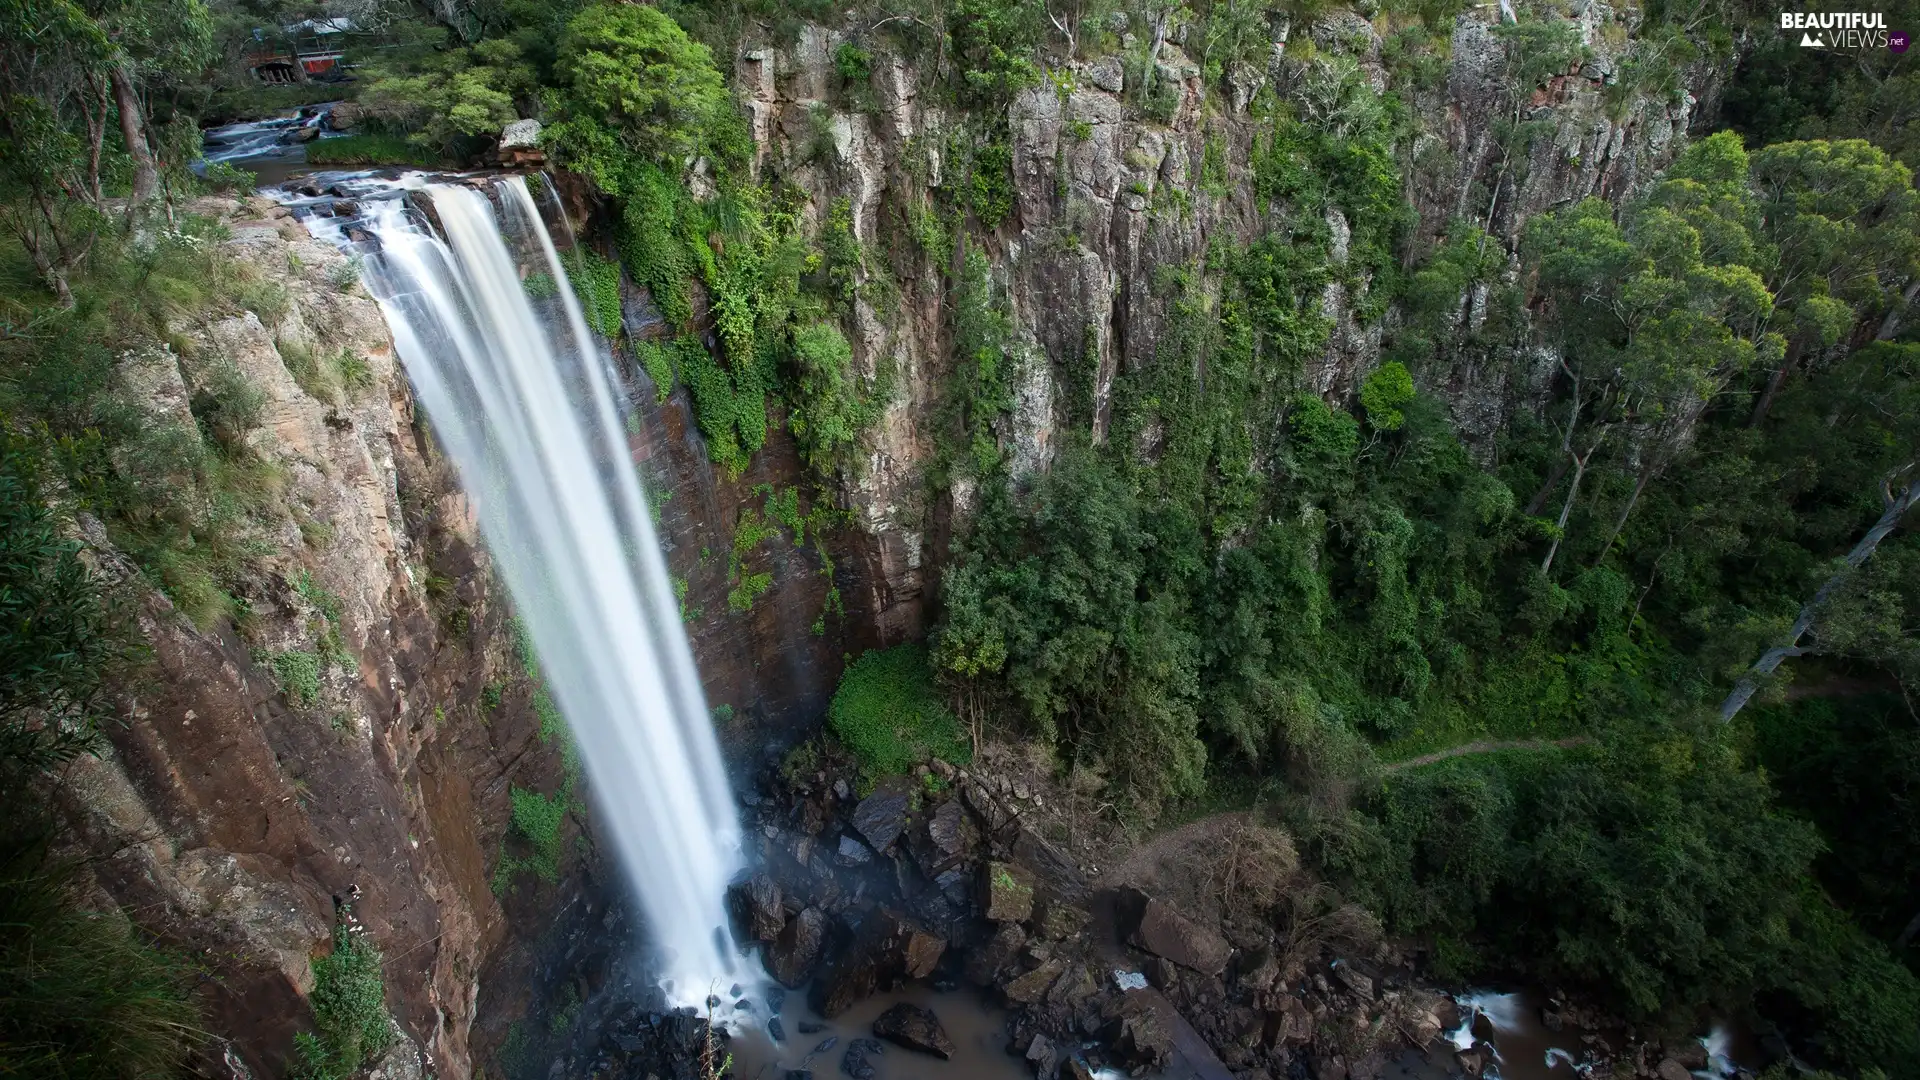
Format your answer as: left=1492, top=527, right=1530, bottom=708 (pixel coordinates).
left=727, top=985, right=1029, bottom=1080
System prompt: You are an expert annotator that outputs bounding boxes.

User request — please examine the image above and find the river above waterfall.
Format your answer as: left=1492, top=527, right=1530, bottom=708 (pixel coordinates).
left=198, top=104, right=345, bottom=185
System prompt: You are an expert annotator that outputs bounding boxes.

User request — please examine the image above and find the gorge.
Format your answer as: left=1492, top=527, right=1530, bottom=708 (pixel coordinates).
left=1, top=1, right=1918, bottom=1080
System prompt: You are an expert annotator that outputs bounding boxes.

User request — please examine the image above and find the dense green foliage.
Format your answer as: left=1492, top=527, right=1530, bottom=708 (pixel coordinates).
left=828, top=645, right=972, bottom=779
left=292, top=912, right=394, bottom=1080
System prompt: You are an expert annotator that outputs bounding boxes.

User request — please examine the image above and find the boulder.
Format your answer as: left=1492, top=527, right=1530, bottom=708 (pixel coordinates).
left=499, top=118, right=542, bottom=148
left=1037, top=899, right=1090, bottom=940
left=766, top=906, right=828, bottom=988
left=873, top=1003, right=954, bottom=1058
left=324, top=102, right=364, bottom=130
left=1331, top=962, right=1374, bottom=1001
left=966, top=921, right=1026, bottom=984
left=1670, top=1042, right=1710, bottom=1071
left=733, top=874, right=785, bottom=943
left=1113, top=1010, right=1172, bottom=1067
left=901, top=925, right=946, bottom=979
left=1264, top=997, right=1312, bottom=1047
left=928, top=799, right=967, bottom=855
left=983, top=862, right=1035, bottom=922
left=1026, top=1032, right=1058, bottom=1079
left=1128, top=897, right=1232, bottom=977
left=840, top=1037, right=883, bottom=1079
left=837, top=834, right=874, bottom=865
left=813, top=909, right=947, bottom=1017
left=1456, top=1046, right=1490, bottom=1078
left=852, top=783, right=911, bottom=852
left=1004, top=959, right=1065, bottom=1004
left=1655, top=1061, right=1692, bottom=1080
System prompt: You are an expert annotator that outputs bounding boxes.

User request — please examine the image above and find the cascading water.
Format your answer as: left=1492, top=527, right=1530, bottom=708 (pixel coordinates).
left=293, top=174, right=746, bottom=1002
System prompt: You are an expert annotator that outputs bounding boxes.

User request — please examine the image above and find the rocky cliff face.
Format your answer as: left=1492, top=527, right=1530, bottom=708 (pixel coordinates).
left=733, top=4, right=1719, bottom=626
left=50, top=195, right=627, bottom=1080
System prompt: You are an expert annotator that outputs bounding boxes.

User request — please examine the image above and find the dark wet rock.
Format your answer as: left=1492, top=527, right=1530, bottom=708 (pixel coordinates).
left=599, top=1007, right=724, bottom=1080
left=852, top=783, right=912, bottom=852
left=766, top=987, right=786, bottom=1014
left=1010, top=828, right=1090, bottom=902
left=1027, top=1032, right=1058, bottom=1079
left=928, top=799, right=967, bottom=855
left=873, top=1003, right=954, bottom=1059
left=1331, top=962, right=1373, bottom=1001
left=1064, top=1054, right=1096, bottom=1080
left=813, top=1036, right=840, bottom=1054
left=1111, top=1007, right=1173, bottom=1068
left=798, top=1020, right=827, bottom=1034
left=1036, top=899, right=1090, bottom=940
left=812, top=908, right=947, bottom=1017
left=766, top=906, right=829, bottom=988
left=1004, top=960, right=1065, bottom=1004
left=966, top=922, right=1027, bottom=985
left=330, top=199, right=358, bottom=217
left=733, top=868, right=787, bottom=937
left=1654, top=1061, right=1692, bottom=1080
left=787, top=1071, right=813, bottom=1080
left=707, top=994, right=723, bottom=1009
left=1669, top=1042, right=1710, bottom=1071
left=768, top=1017, right=786, bottom=1042
left=837, top=834, right=874, bottom=865
left=963, top=780, right=1012, bottom=831
left=1144, top=956, right=1178, bottom=990
left=1263, top=998, right=1312, bottom=1047
left=1126, top=893, right=1231, bottom=977
left=934, top=866, right=970, bottom=903
left=983, top=862, right=1035, bottom=922
left=839, top=1038, right=883, bottom=1079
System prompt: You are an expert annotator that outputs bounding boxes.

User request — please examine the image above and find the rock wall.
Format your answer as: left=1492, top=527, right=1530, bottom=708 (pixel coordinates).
left=732, top=4, right=1721, bottom=624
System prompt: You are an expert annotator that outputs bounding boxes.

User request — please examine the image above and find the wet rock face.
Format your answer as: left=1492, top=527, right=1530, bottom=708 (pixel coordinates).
left=594, top=1006, right=728, bottom=1080
left=872, top=1003, right=954, bottom=1058
left=767, top=906, right=830, bottom=988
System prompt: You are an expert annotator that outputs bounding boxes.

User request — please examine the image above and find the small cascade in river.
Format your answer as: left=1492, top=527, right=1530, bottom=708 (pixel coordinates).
left=288, top=173, right=747, bottom=1003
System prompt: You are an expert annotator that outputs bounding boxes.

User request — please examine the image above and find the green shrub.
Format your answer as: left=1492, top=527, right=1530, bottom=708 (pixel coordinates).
left=0, top=432, right=133, bottom=768
left=266, top=650, right=324, bottom=707
left=566, top=250, right=623, bottom=338
left=0, top=832, right=202, bottom=1079
left=189, top=362, right=267, bottom=458
left=294, top=912, right=393, bottom=1080
left=828, top=645, right=971, bottom=779
left=509, top=785, right=567, bottom=882
left=1360, top=361, right=1415, bottom=431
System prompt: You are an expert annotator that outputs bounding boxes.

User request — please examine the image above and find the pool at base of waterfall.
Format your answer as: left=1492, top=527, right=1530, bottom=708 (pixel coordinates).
left=725, top=985, right=1030, bottom=1080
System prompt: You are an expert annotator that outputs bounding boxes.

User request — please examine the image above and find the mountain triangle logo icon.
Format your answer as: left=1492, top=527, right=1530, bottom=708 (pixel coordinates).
left=1799, top=30, right=1826, bottom=45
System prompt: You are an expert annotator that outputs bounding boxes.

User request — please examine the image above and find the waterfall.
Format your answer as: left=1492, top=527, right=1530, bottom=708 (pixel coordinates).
left=298, top=175, right=745, bottom=1002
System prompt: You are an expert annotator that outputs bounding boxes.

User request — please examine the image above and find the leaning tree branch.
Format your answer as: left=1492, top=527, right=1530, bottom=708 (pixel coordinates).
left=1719, top=467, right=1920, bottom=722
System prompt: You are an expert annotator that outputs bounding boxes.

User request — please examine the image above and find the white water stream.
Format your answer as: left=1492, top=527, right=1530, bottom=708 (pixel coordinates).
left=294, top=174, right=746, bottom=1002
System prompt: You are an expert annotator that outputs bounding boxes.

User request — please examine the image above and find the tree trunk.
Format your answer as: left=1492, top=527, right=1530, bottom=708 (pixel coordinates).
left=1540, top=434, right=1603, bottom=576
left=1592, top=466, right=1653, bottom=567
left=1526, top=383, right=1583, bottom=516
left=1719, top=474, right=1920, bottom=722
left=110, top=65, right=157, bottom=204
left=1877, top=280, right=1920, bottom=342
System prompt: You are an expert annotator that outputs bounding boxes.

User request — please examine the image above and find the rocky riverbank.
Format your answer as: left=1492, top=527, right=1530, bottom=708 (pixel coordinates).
left=696, top=743, right=1743, bottom=1080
